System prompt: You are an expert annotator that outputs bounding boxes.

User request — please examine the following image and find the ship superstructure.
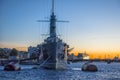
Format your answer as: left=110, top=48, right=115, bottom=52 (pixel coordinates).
left=38, top=0, right=69, bottom=69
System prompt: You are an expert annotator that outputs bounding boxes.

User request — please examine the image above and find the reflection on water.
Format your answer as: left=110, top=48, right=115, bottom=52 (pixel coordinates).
left=0, top=62, right=120, bottom=80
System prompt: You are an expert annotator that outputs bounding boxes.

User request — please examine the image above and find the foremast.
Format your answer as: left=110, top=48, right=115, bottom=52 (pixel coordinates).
left=50, top=0, right=56, bottom=38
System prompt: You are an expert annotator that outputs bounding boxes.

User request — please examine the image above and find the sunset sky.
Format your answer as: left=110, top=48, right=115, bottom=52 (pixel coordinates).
left=0, top=0, right=120, bottom=59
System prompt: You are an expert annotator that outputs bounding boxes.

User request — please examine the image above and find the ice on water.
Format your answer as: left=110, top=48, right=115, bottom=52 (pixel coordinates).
left=0, top=62, right=120, bottom=80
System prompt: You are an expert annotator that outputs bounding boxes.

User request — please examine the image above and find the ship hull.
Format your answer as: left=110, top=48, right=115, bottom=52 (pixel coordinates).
left=42, top=61, right=67, bottom=70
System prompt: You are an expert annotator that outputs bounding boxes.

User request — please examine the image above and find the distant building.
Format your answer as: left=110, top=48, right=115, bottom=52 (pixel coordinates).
left=68, top=53, right=75, bottom=60
left=77, top=53, right=83, bottom=60
left=28, top=45, right=41, bottom=58
left=113, top=56, right=119, bottom=62
left=2, top=48, right=11, bottom=55
left=18, top=51, right=28, bottom=59
left=0, top=48, right=10, bottom=59
left=68, top=52, right=90, bottom=60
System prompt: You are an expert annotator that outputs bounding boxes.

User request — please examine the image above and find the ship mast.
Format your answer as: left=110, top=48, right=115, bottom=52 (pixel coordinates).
left=37, top=0, right=68, bottom=38
left=50, top=0, right=56, bottom=38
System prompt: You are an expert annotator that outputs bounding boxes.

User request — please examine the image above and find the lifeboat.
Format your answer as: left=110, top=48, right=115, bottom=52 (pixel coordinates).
left=82, top=62, right=98, bottom=72
left=4, top=61, right=21, bottom=71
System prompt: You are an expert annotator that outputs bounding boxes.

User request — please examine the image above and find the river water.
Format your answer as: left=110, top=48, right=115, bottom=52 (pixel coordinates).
left=0, top=62, right=120, bottom=80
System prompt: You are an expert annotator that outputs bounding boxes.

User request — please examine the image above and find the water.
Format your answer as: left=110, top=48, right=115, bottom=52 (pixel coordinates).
left=0, top=62, right=120, bottom=80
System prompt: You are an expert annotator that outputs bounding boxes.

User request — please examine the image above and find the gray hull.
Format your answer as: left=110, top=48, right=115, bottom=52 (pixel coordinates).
left=42, top=61, right=67, bottom=70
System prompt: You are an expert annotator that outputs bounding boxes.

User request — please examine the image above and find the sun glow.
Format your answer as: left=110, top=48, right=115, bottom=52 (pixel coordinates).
left=71, top=48, right=120, bottom=59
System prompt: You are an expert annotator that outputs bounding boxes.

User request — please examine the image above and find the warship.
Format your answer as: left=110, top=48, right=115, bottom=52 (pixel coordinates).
left=38, top=0, right=70, bottom=69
